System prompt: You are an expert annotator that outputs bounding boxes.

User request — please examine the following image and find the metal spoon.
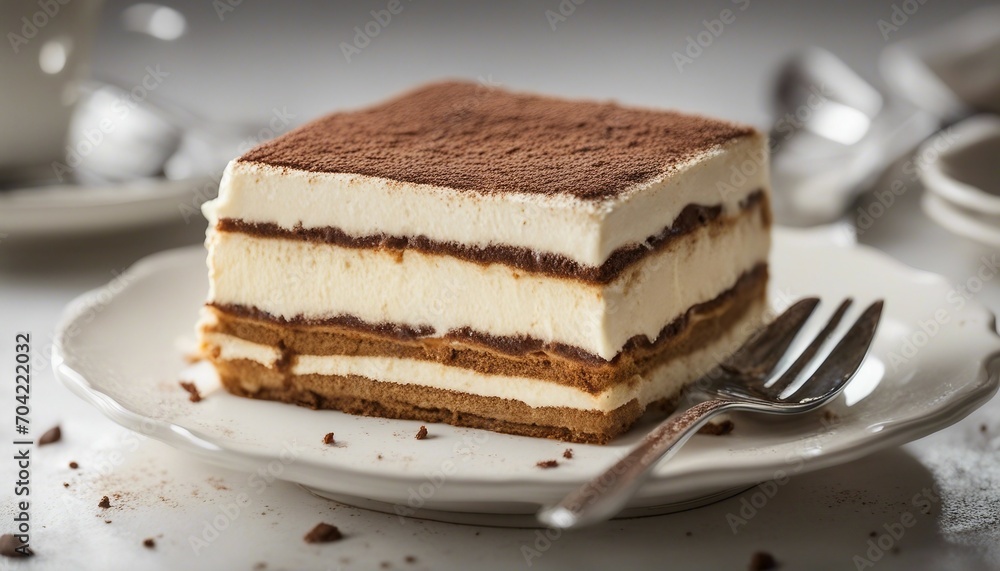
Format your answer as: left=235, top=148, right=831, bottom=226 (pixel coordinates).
left=64, top=78, right=264, bottom=185
left=769, top=48, right=949, bottom=226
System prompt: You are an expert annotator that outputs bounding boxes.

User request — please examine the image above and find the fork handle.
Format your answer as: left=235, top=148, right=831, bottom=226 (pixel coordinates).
left=537, top=398, right=735, bottom=529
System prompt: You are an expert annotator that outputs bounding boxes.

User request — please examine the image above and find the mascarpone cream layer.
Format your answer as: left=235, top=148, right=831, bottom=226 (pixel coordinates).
left=204, top=134, right=767, bottom=267
left=202, top=298, right=764, bottom=412
left=206, top=209, right=769, bottom=360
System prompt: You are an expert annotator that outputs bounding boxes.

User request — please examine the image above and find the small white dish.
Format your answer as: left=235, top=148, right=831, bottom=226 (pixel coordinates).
left=0, top=175, right=214, bottom=237
left=920, top=115, right=1000, bottom=247
left=53, top=228, right=1000, bottom=525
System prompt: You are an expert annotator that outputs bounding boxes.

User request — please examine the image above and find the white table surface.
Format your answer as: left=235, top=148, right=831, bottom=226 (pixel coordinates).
left=2, top=1, right=999, bottom=569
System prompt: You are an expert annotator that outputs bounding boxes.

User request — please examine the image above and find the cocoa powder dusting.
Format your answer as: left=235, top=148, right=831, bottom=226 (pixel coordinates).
left=239, top=81, right=755, bottom=201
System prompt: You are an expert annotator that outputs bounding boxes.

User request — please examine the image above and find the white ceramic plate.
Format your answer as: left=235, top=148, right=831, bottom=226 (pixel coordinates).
left=0, top=175, right=214, bottom=237
left=53, top=227, right=1000, bottom=525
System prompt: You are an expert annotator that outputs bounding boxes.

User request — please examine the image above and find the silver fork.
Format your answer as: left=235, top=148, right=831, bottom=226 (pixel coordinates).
left=537, top=297, right=884, bottom=529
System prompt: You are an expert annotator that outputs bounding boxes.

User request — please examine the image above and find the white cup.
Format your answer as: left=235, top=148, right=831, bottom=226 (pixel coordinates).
left=0, top=0, right=103, bottom=180
left=919, top=115, right=1000, bottom=248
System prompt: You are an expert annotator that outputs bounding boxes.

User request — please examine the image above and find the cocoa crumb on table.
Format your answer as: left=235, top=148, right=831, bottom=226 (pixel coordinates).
left=0, top=534, right=33, bottom=558
left=179, top=381, right=202, bottom=402
left=304, top=522, right=343, bottom=543
left=748, top=551, right=779, bottom=570
left=39, top=425, right=61, bottom=446
left=536, top=460, right=559, bottom=469
left=415, top=426, right=428, bottom=440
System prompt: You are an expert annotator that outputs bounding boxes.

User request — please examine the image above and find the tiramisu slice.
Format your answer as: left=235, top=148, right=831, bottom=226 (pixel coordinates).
left=198, top=82, right=771, bottom=444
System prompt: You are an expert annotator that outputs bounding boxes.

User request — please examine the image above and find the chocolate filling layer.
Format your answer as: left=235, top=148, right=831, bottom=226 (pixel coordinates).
left=209, top=263, right=767, bottom=366
left=204, top=270, right=766, bottom=393
left=218, top=190, right=766, bottom=284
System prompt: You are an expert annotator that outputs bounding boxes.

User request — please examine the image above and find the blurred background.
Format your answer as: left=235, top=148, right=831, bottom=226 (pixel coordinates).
left=2, top=0, right=997, bottom=303
left=0, top=0, right=997, bottom=281
left=83, top=0, right=993, bottom=130
left=0, top=0, right=996, bottom=248
left=0, top=0, right=996, bottom=301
